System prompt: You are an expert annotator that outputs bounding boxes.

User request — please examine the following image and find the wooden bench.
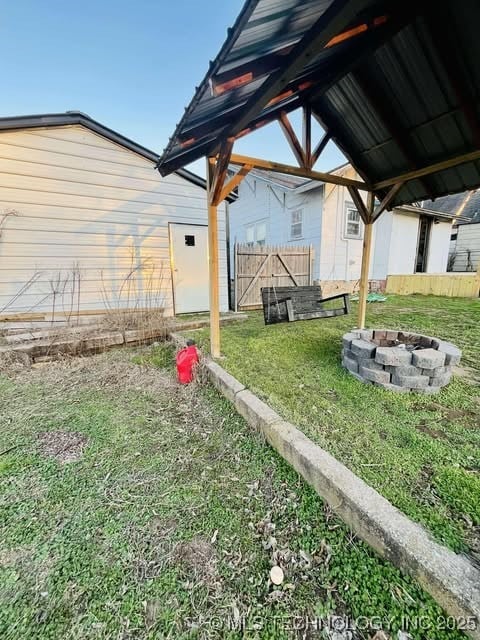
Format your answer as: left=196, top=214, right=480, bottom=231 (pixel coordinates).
left=261, top=285, right=350, bottom=325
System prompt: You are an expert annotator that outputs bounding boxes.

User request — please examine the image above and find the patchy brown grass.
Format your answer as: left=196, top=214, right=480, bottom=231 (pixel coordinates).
left=36, top=430, right=88, bottom=464
left=174, top=537, right=218, bottom=586
left=0, top=344, right=468, bottom=639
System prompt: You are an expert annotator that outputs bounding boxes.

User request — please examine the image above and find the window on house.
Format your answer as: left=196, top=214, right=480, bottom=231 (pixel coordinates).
left=245, top=221, right=267, bottom=246
left=345, top=206, right=362, bottom=238
left=256, top=222, right=266, bottom=246
left=290, top=209, right=303, bottom=239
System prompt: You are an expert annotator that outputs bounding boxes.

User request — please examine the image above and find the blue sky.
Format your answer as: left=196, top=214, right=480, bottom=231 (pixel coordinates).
left=1, top=0, right=345, bottom=176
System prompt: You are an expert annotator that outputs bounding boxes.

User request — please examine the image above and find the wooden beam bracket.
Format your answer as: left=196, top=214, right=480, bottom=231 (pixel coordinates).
left=214, top=164, right=253, bottom=205
left=373, top=181, right=405, bottom=221
left=209, top=138, right=234, bottom=205
left=347, top=186, right=369, bottom=223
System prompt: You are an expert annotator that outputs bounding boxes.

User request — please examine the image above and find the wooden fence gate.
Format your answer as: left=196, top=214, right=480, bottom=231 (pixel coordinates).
left=234, top=243, right=313, bottom=310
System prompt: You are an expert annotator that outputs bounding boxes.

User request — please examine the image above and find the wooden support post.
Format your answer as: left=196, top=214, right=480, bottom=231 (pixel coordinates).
left=206, top=157, right=221, bottom=358
left=357, top=191, right=374, bottom=329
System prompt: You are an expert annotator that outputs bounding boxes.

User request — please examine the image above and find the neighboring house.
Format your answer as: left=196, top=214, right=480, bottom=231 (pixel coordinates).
left=420, top=190, right=480, bottom=272
left=0, top=112, right=229, bottom=319
left=229, top=164, right=454, bottom=291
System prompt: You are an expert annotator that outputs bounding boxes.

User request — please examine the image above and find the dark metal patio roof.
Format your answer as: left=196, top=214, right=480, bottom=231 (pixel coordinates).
left=157, top=0, right=480, bottom=207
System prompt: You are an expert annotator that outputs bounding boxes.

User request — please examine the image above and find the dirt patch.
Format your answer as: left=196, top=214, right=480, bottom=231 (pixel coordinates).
left=454, top=364, right=480, bottom=386
left=0, top=546, right=29, bottom=567
left=37, top=430, right=88, bottom=463
left=0, top=349, right=30, bottom=372
left=416, top=401, right=478, bottom=423
left=416, top=421, right=447, bottom=440
left=174, top=536, right=218, bottom=585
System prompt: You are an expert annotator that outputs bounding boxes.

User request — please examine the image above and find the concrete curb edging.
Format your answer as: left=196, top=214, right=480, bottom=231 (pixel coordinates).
left=170, top=331, right=480, bottom=638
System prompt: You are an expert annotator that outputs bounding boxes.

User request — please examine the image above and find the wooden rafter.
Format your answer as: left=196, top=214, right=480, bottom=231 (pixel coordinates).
left=373, top=149, right=480, bottom=191
left=278, top=111, right=306, bottom=167
left=373, top=182, right=405, bottom=221
left=230, top=152, right=370, bottom=190
left=347, top=186, right=369, bottom=223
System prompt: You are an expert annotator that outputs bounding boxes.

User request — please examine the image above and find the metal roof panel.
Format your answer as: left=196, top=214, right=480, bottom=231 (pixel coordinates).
left=158, top=0, right=480, bottom=207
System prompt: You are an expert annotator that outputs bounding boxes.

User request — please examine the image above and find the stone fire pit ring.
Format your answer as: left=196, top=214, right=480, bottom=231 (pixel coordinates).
left=342, top=329, right=462, bottom=394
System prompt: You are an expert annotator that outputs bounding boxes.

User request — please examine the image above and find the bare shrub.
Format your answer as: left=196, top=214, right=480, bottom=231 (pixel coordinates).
left=1, top=246, right=172, bottom=352
left=100, top=249, right=172, bottom=341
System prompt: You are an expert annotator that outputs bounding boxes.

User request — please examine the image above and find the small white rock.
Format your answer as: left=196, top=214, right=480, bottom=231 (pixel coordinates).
left=269, top=565, right=284, bottom=585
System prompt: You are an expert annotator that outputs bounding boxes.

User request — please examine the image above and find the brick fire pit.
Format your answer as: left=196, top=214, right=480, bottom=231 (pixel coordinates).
left=341, top=329, right=461, bottom=394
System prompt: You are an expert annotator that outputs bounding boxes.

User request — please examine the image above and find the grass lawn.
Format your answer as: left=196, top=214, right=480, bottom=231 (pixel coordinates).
left=0, top=347, right=469, bottom=639
left=190, top=295, right=480, bottom=557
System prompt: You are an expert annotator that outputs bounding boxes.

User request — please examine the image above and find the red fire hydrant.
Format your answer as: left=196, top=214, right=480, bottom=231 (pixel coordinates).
left=176, top=339, right=199, bottom=384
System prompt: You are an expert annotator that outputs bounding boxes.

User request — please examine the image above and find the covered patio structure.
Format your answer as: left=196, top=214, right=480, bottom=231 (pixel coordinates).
left=157, top=0, right=480, bottom=357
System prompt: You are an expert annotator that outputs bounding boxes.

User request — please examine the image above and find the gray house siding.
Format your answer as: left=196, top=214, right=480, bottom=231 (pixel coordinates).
left=453, top=222, right=480, bottom=271
left=229, top=175, right=323, bottom=279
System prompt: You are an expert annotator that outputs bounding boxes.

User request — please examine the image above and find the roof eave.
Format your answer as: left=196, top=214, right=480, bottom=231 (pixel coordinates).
left=0, top=111, right=216, bottom=195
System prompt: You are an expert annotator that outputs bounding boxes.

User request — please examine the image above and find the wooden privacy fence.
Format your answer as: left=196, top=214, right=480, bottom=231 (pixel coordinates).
left=234, top=243, right=313, bottom=310
left=386, top=272, right=480, bottom=297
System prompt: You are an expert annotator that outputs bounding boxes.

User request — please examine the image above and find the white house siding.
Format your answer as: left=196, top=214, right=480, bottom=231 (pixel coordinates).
left=453, top=222, right=480, bottom=271
left=318, top=174, right=370, bottom=282
left=427, top=219, right=452, bottom=272
left=386, top=211, right=419, bottom=274
left=229, top=175, right=323, bottom=278
left=371, top=211, right=393, bottom=280
left=384, top=211, right=452, bottom=275
left=0, top=125, right=228, bottom=317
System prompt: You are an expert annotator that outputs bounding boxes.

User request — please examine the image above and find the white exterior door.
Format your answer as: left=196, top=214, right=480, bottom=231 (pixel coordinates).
left=170, top=223, right=209, bottom=314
